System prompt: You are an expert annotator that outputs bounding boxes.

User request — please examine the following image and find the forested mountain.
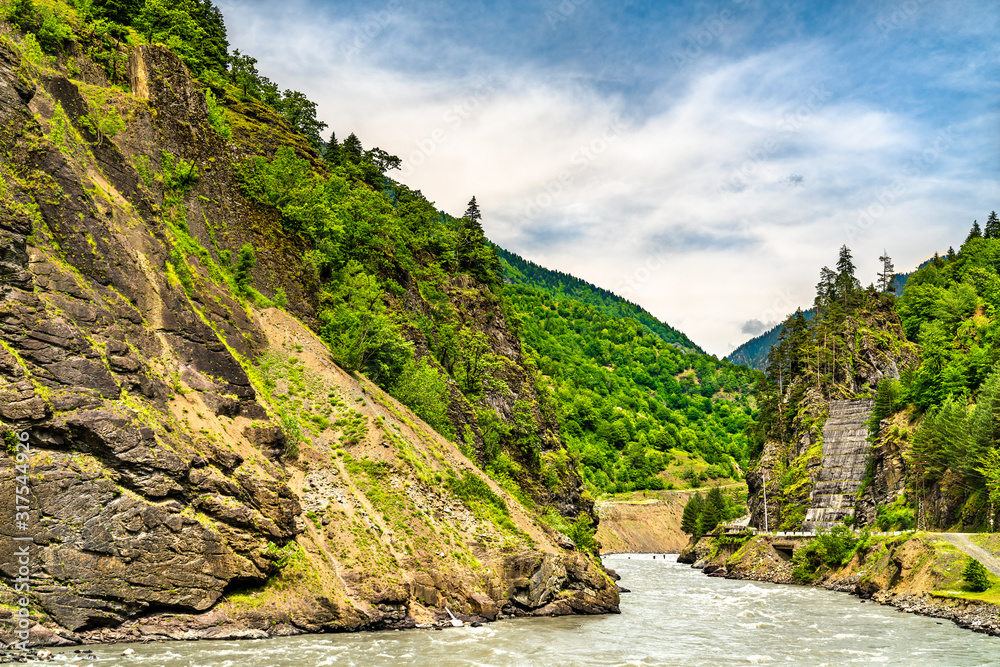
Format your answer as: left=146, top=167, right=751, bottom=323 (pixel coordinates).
left=0, top=0, right=621, bottom=642
left=728, top=321, right=788, bottom=371
left=497, top=247, right=702, bottom=353
left=747, top=223, right=1000, bottom=531
left=728, top=268, right=915, bottom=371
left=497, top=249, right=761, bottom=494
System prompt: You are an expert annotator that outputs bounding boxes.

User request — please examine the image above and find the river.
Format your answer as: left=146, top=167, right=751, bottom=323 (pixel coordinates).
left=66, top=554, right=999, bottom=666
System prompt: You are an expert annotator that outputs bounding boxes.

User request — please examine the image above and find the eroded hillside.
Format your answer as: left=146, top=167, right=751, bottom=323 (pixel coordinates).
left=0, top=12, right=616, bottom=647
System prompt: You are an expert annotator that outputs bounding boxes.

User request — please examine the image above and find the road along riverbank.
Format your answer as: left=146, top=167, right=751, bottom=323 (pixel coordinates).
left=679, top=531, right=1000, bottom=637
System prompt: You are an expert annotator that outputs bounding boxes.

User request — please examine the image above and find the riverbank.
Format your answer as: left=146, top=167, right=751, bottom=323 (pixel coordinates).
left=596, top=493, right=691, bottom=554
left=680, top=532, right=1000, bottom=638
left=7, top=555, right=999, bottom=666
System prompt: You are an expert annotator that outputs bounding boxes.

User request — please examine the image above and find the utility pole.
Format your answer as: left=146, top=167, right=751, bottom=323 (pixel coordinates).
left=762, top=472, right=769, bottom=533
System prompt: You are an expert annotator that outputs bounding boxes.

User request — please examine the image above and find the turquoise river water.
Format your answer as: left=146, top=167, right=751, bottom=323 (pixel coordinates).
left=54, top=554, right=1000, bottom=666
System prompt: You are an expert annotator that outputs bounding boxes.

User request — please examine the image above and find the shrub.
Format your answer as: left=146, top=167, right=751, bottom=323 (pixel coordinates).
left=875, top=496, right=915, bottom=531
left=235, top=243, right=255, bottom=294
left=792, top=525, right=858, bottom=582
left=449, top=471, right=518, bottom=534
left=962, top=558, right=991, bottom=593
left=272, top=287, right=288, bottom=309
left=389, top=356, right=453, bottom=439
left=205, top=88, right=231, bottom=139
left=160, top=151, right=199, bottom=193
left=566, top=514, right=597, bottom=553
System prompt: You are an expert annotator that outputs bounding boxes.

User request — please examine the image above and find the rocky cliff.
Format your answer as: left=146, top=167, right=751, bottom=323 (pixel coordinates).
left=746, top=299, right=919, bottom=532
left=0, top=24, right=616, bottom=648
left=595, top=494, right=691, bottom=554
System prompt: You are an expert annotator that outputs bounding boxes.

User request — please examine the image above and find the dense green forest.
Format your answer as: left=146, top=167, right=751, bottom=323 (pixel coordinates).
left=12, top=0, right=767, bottom=503
left=729, top=273, right=913, bottom=371
left=498, top=250, right=761, bottom=494
left=754, top=217, right=1000, bottom=528
left=728, top=321, right=789, bottom=371
left=497, top=248, right=702, bottom=353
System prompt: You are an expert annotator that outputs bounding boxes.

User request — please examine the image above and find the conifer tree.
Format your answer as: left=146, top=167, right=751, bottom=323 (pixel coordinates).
left=464, top=196, right=483, bottom=233
left=681, top=492, right=703, bottom=535
left=323, top=131, right=340, bottom=164
left=814, top=266, right=837, bottom=309
left=985, top=211, right=1000, bottom=239
left=836, top=245, right=858, bottom=310
left=698, top=486, right=724, bottom=535
left=788, top=309, right=809, bottom=377
left=966, top=220, right=982, bottom=243
left=962, top=558, right=990, bottom=592
left=341, top=133, right=364, bottom=164
left=878, top=251, right=895, bottom=293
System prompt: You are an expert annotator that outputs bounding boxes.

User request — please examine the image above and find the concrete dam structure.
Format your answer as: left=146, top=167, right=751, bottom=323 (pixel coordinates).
left=803, top=399, right=875, bottom=530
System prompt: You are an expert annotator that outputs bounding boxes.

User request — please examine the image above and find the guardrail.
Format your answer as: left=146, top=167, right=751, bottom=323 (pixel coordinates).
left=712, top=525, right=909, bottom=538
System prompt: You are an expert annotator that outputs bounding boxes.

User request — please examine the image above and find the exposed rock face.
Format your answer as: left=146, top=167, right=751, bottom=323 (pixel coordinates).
left=747, top=299, right=918, bottom=533
left=596, top=495, right=691, bottom=554
left=803, top=399, right=874, bottom=530
left=0, top=34, right=617, bottom=648
left=854, top=412, right=911, bottom=526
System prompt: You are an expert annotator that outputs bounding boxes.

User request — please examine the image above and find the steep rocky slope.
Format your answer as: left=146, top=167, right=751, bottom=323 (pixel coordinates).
left=595, top=494, right=691, bottom=554
left=0, top=26, right=616, bottom=647
left=746, top=299, right=919, bottom=531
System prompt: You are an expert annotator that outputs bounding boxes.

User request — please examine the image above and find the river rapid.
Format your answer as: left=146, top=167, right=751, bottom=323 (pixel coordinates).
left=64, top=554, right=999, bottom=666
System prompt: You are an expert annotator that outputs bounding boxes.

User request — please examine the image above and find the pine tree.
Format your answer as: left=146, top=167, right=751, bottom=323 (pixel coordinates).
left=814, top=266, right=837, bottom=309
left=341, top=133, right=363, bottom=164
left=868, top=378, right=895, bottom=438
left=878, top=251, right=895, bottom=293
left=836, top=245, right=858, bottom=310
left=323, top=131, right=340, bottom=164
left=966, top=220, right=982, bottom=243
left=982, top=212, right=996, bottom=238
left=681, top=492, right=703, bottom=535
left=698, top=487, right=723, bottom=535
left=464, top=196, right=483, bottom=233
left=788, top=309, right=809, bottom=377
left=706, top=485, right=726, bottom=519
left=962, top=558, right=991, bottom=592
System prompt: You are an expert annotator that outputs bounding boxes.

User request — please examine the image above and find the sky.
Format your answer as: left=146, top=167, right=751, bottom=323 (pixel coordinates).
left=221, top=0, right=1000, bottom=357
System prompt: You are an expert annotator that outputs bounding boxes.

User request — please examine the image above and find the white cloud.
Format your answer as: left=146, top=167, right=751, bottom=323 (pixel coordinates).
left=226, top=2, right=999, bottom=357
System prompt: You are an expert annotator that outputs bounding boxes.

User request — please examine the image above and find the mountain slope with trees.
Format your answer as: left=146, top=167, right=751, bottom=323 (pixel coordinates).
left=728, top=271, right=915, bottom=371
left=496, top=247, right=703, bottom=353
left=497, top=249, right=761, bottom=495
left=743, top=223, right=1000, bottom=532
left=0, top=0, right=622, bottom=645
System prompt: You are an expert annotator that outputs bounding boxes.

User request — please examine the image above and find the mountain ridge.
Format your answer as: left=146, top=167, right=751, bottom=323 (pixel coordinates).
left=495, top=245, right=704, bottom=355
